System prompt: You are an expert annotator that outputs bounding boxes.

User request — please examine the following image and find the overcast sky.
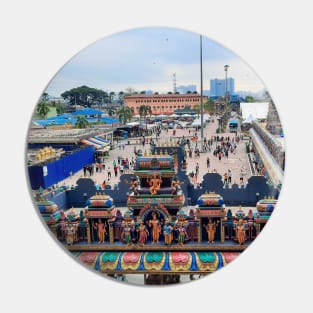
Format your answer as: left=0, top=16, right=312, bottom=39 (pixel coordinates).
left=45, top=27, right=266, bottom=97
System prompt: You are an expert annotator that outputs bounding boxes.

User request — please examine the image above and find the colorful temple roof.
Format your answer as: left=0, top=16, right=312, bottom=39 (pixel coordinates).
left=86, top=193, right=114, bottom=209
left=255, top=197, right=277, bottom=222
left=256, top=197, right=277, bottom=212
left=36, top=199, right=58, bottom=214
left=71, top=251, right=240, bottom=274
left=134, top=155, right=175, bottom=177
left=85, top=192, right=116, bottom=218
left=127, top=194, right=184, bottom=207
left=195, top=192, right=226, bottom=217
left=196, top=192, right=225, bottom=207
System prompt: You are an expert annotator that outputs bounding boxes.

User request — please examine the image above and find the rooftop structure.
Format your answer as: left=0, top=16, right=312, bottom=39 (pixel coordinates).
left=124, top=93, right=208, bottom=115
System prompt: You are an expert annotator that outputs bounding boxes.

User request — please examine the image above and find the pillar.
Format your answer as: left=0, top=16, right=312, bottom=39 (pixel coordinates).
left=221, top=223, right=225, bottom=243
left=109, top=222, right=114, bottom=244
left=197, top=218, right=202, bottom=243
left=87, top=221, right=91, bottom=244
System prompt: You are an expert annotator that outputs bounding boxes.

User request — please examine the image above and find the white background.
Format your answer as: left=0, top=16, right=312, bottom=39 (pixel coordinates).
left=0, top=1, right=312, bottom=312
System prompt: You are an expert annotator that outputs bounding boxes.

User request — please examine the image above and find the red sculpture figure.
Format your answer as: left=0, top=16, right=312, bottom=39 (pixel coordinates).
left=137, top=220, right=149, bottom=246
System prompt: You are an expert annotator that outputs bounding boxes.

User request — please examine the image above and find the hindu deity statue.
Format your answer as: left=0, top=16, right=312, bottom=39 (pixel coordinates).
left=236, top=219, right=246, bottom=245
left=163, top=219, right=174, bottom=245
left=171, top=176, right=182, bottom=195
left=137, top=220, right=149, bottom=246
left=147, top=174, right=162, bottom=195
left=129, top=177, right=140, bottom=196
left=246, top=209, right=254, bottom=240
left=177, top=224, right=188, bottom=245
left=64, top=222, right=78, bottom=245
left=224, top=209, right=234, bottom=240
left=93, top=219, right=107, bottom=243
left=122, top=222, right=134, bottom=246
left=205, top=219, right=218, bottom=244
left=149, top=212, right=161, bottom=243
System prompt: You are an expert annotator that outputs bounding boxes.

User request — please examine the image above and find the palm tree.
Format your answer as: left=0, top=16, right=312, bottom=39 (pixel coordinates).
left=139, top=105, right=152, bottom=123
left=203, top=98, right=214, bottom=114
left=75, top=115, right=89, bottom=128
left=193, top=104, right=200, bottom=118
left=109, top=91, right=115, bottom=104
left=117, top=107, right=134, bottom=124
left=36, top=100, right=50, bottom=119
left=118, top=91, right=124, bottom=104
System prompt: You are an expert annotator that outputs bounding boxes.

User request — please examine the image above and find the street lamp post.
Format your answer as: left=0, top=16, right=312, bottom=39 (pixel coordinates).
left=224, top=64, right=229, bottom=102
left=200, top=35, right=204, bottom=148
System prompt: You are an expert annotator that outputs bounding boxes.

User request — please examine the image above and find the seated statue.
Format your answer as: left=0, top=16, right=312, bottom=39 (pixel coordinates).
left=171, top=177, right=182, bottom=195
left=147, top=174, right=162, bottom=195
left=129, top=177, right=140, bottom=196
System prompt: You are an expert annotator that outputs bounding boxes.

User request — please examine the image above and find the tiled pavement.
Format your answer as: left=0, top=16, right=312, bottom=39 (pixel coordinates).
left=60, top=117, right=252, bottom=189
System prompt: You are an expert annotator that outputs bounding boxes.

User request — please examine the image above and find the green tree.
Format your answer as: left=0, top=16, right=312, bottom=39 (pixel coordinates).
left=61, top=86, right=108, bottom=107
left=118, top=91, right=125, bottom=104
left=139, top=105, right=152, bottom=124
left=203, top=98, right=214, bottom=113
left=75, top=115, right=89, bottom=128
left=36, top=100, right=50, bottom=119
left=245, top=95, right=255, bottom=102
left=124, top=87, right=137, bottom=96
left=193, top=104, right=200, bottom=118
left=109, top=91, right=115, bottom=103
left=56, top=102, right=65, bottom=115
left=117, top=107, right=134, bottom=124
left=41, top=92, right=49, bottom=102
left=108, top=108, right=116, bottom=117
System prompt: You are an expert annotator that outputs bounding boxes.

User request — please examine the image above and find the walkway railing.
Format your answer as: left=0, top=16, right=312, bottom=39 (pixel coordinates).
left=251, top=121, right=284, bottom=169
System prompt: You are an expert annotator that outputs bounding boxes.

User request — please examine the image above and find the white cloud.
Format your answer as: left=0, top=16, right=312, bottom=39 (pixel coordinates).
left=45, top=27, right=266, bottom=96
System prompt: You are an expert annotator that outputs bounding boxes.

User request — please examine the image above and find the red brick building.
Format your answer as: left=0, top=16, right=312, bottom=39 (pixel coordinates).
left=124, top=93, right=208, bottom=115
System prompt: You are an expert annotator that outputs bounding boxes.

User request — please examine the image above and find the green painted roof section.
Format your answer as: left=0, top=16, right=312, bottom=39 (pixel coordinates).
left=197, top=252, right=216, bottom=263
left=145, top=252, right=163, bottom=263
left=102, top=252, right=119, bottom=262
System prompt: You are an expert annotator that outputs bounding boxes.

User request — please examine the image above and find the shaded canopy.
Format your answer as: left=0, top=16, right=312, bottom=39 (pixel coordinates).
left=72, top=109, right=104, bottom=116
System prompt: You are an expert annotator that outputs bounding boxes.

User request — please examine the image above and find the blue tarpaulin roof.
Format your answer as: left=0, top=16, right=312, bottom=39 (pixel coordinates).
left=72, top=109, right=103, bottom=116
left=34, top=115, right=119, bottom=126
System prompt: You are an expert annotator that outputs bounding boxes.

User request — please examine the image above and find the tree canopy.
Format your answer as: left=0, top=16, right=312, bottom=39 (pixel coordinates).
left=245, top=95, right=255, bottom=102
left=117, top=107, right=134, bottom=124
left=75, top=115, right=89, bottom=128
left=138, top=105, right=152, bottom=118
left=36, top=92, right=50, bottom=119
left=203, top=98, right=214, bottom=113
left=36, top=100, right=50, bottom=119
left=61, top=86, right=109, bottom=107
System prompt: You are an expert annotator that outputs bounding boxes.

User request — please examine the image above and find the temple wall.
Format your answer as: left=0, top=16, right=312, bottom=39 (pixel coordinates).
left=49, top=173, right=279, bottom=210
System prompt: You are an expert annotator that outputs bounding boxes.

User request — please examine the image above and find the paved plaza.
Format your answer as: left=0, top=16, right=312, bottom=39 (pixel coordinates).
left=60, top=117, right=252, bottom=190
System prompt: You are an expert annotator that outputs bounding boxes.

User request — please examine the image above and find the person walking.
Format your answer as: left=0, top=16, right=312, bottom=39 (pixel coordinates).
left=206, top=157, right=210, bottom=168
left=195, top=163, right=199, bottom=176
left=228, top=169, right=232, bottom=184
